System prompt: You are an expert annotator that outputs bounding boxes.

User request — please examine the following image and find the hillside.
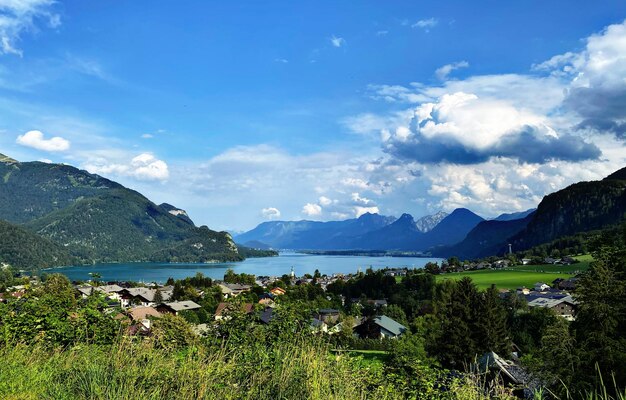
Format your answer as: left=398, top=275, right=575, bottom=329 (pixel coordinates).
left=0, top=219, right=75, bottom=270
left=418, top=208, right=484, bottom=250
left=0, top=155, right=241, bottom=267
left=510, top=177, right=626, bottom=251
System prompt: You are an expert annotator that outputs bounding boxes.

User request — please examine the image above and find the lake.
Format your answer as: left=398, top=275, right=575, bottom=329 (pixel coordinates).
left=48, top=253, right=443, bottom=283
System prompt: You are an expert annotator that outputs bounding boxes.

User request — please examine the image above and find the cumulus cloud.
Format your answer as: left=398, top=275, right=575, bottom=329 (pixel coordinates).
left=0, top=0, right=60, bottom=56
left=535, top=20, right=626, bottom=139
left=411, top=18, right=438, bottom=31
left=302, top=203, right=322, bottom=216
left=354, top=206, right=380, bottom=217
left=382, top=92, right=600, bottom=164
left=435, top=60, right=469, bottom=80
left=16, top=130, right=70, bottom=152
left=131, top=153, right=169, bottom=181
left=330, top=35, right=346, bottom=47
left=83, top=153, right=169, bottom=182
left=318, top=196, right=333, bottom=206
left=261, top=207, right=281, bottom=220
left=141, top=133, right=154, bottom=139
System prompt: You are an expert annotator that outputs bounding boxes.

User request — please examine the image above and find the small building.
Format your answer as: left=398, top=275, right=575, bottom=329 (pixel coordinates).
left=310, top=318, right=328, bottom=334
left=218, top=283, right=252, bottom=298
left=269, top=287, right=286, bottom=296
left=119, top=287, right=173, bottom=308
left=533, top=282, right=551, bottom=292
left=156, top=300, right=201, bottom=316
left=527, top=296, right=578, bottom=320
left=353, top=315, right=407, bottom=339
left=214, top=302, right=254, bottom=320
left=313, top=309, right=340, bottom=324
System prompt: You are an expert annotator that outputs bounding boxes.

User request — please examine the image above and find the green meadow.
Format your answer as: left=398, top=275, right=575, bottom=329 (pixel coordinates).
left=436, top=270, right=573, bottom=290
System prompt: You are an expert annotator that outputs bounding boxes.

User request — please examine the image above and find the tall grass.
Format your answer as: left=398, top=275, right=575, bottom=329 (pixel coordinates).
left=0, top=336, right=402, bottom=400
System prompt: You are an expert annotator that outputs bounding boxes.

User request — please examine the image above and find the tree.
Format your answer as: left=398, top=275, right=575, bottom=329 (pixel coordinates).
left=473, top=286, right=509, bottom=356
left=153, top=288, right=164, bottom=304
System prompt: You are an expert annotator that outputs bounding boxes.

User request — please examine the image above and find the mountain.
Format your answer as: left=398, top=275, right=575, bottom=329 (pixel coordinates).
left=434, top=212, right=535, bottom=259
left=604, top=166, right=626, bottom=181
left=493, top=208, right=536, bottom=222
left=415, top=211, right=448, bottom=232
left=351, top=213, right=424, bottom=250
left=159, top=203, right=195, bottom=226
left=418, top=208, right=485, bottom=250
left=510, top=173, right=626, bottom=251
left=0, top=219, right=75, bottom=270
left=0, top=155, right=241, bottom=267
left=437, top=167, right=626, bottom=260
left=234, top=212, right=396, bottom=249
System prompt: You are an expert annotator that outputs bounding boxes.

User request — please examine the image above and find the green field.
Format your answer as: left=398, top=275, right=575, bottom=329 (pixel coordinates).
left=332, top=350, right=388, bottom=370
left=436, top=270, right=574, bottom=290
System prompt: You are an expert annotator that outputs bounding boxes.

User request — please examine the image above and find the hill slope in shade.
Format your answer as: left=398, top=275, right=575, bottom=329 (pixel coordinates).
left=510, top=175, right=626, bottom=251
left=0, top=155, right=241, bottom=267
left=0, top=219, right=75, bottom=270
left=493, top=208, right=536, bottom=221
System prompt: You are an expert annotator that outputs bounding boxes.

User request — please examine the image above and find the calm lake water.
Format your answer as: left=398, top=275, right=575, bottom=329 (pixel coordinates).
left=48, top=253, right=443, bottom=283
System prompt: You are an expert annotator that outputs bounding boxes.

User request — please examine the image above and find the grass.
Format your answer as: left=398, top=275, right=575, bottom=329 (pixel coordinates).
left=436, top=270, right=574, bottom=290
left=332, top=349, right=389, bottom=370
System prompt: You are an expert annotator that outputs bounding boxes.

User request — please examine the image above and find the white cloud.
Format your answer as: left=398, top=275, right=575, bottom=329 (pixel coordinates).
left=318, top=196, right=333, bottom=206
left=141, top=133, right=154, bottom=139
left=302, top=203, right=322, bottom=216
left=411, top=18, right=438, bottom=31
left=376, top=30, right=388, bottom=36
left=16, top=130, right=70, bottom=152
left=0, top=0, right=60, bottom=56
left=435, top=60, right=469, bottom=80
left=330, top=35, right=346, bottom=48
left=274, top=58, right=288, bottom=63
left=355, top=206, right=380, bottom=217
left=83, top=153, right=169, bottom=182
left=131, top=153, right=169, bottom=181
left=261, top=207, right=281, bottom=220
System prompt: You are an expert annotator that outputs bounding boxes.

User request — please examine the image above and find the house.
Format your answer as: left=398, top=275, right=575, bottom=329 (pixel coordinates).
left=516, top=287, right=530, bottom=295
left=543, top=257, right=558, bottom=264
left=533, top=282, right=551, bottom=292
left=218, top=283, right=252, bottom=298
left=527, top=296, right=578, bottom=320
left=156, top=300, right=201, bottom=316
left=521, top=258, right=531, bottom=265
left=310, top=318, right=328, bottom=334
left=119, top=287, right=173, bottom=308
left=269, top=287, right=286, bottom=296
left=77, top=284, right=124, bottom=300
left=313, top=309, right=340, bottom=324
left=214, top=302, right=254, bottom=320
left=353, top=315, right=407, bottom=339
left=493, top=260, right=511, bottom=269
left=557, top=277, right=578, bottom=291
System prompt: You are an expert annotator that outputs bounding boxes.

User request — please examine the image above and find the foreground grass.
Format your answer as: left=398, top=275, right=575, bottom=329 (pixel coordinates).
left=0, top=338, right=398, bottom=400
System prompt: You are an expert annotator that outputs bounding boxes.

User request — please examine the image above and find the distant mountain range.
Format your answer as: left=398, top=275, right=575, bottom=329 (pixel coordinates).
left=0, top=153, right=243, bottom=270
left=239, top=167, right=626, bottom=258
left=236, top=208, right=485, bottom=252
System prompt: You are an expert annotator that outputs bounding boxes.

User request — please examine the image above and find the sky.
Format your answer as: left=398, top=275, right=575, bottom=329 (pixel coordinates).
left=1, top=1, right=626, bottom=231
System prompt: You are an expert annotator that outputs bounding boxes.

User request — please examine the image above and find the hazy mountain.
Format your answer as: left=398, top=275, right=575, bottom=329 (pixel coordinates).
left=418, top=208, right=485, bottom=250
left=234, top=213, right=396, bottom=249
left=434, top=212, right=535, bottom=259
left=0, top=154, right=241, bottom=267
left=493, top=208, right=536, bottom=222
left=415, top=211, right=448, bottom=232
left=350, top=213, right=424, bottom=250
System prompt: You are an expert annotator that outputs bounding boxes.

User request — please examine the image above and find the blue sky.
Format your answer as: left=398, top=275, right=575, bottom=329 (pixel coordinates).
left=1, top=1, right=626, bottom=231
